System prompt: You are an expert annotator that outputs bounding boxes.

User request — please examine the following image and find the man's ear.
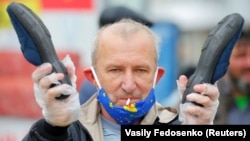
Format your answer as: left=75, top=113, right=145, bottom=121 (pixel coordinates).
left=83, top=67, right=97, bottom=86
left=156, top=67, right=165, bottom=84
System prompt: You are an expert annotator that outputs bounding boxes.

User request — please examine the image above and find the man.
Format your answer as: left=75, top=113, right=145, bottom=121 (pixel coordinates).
left=23, top=19, right=219, bottom=141
left=215, top=30, right=250, bottom=124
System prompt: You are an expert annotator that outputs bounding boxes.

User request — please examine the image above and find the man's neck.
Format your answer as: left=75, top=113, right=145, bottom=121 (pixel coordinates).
left=100, top=106, right=117, bottom=123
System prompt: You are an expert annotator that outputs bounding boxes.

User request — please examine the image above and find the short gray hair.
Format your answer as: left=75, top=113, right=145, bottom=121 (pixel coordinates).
left=91, top=18, right=160, bottom=66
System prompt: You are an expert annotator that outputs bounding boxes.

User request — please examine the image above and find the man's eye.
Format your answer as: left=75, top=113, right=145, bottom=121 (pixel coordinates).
left=136, top=69, right=146, bottom=73
left=235, top=52, right=246, bottom=58
left=110, top=69, right=120, bottom=72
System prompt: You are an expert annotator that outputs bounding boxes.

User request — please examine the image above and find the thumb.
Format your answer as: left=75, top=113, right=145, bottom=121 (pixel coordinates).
left=61, top=55, right=77, bottom=88
left=176, top=75, right=188, bottom=98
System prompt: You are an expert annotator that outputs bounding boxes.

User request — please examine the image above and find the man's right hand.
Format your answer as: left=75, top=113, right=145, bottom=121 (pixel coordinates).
left=32, top=55, right=81, bottom=127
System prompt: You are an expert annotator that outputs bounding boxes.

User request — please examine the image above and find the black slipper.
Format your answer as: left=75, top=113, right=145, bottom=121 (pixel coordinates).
left=182, top=13, right=244, bottom=104
left=7, top=2, right=71, bottom=99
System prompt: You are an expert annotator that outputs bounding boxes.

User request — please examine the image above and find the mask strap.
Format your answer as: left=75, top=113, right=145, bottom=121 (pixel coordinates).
left=152, top=67, right=159, bottom=88
left=90, top=66, right=101, bottom=89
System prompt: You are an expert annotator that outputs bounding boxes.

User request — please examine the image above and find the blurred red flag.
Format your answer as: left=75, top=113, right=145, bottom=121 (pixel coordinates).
left=41, top=0, right=93, bottom=10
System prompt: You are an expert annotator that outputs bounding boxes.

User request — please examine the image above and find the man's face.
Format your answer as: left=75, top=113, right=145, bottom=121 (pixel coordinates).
left=94, top=30, right=157, bottom=106
left=228, top=41, right=250, bottom=93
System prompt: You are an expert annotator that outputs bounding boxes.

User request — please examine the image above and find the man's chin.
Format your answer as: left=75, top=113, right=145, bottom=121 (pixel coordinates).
left=235, top=79, right=250, bottom=94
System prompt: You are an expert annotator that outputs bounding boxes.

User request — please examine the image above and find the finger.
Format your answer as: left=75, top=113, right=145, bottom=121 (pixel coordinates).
left=177, top=75, right=188, bottom=96
left=182, top=103, right=204, bottom=117
left=65, top=63, right=77, bottom=88
left=186, top=93, right=213, bottom=107
left=65, top=64, right=74, bottom=78
left=45, top=84, right=72, bottom=105
left=61, top=55, right=77, bottom=87
left=32, top=63, right=53, bottom=83
left=178, top=75, right=188, bottom=86
left=39, top=72, right=64, bottom=90
left=193, top=83, right=219, bottom=101
left=183, top=106, right=211, bottom=124
left=61, top=55, right=75, bottom=78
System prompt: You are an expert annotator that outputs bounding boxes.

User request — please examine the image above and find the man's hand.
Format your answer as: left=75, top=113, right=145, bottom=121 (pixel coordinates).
left=33, top=55, right=81, bottom=127
left=177, top=75, right=219, bottom=124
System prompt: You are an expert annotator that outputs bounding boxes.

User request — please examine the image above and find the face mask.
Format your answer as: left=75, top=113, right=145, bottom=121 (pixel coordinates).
left=91, top=67, right=158, bottom=125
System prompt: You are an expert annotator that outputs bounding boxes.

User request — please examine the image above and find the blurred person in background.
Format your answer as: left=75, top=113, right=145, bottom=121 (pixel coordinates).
left=215, top=29, right=250, bottom=124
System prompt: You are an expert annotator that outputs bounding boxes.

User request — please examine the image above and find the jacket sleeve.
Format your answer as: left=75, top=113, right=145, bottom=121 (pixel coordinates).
left=22, top=119, right=93, bottom=141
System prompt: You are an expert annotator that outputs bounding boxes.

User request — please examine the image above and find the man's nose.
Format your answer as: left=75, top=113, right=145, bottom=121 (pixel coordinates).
left=122, top=72, right=136, bottom=93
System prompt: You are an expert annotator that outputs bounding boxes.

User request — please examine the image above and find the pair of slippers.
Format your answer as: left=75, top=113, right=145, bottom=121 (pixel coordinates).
left=6, top=2, right=244, bottom=103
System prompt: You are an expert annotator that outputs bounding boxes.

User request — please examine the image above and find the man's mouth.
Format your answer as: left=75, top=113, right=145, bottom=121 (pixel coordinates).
left=118, top=98, right=139, bottom=106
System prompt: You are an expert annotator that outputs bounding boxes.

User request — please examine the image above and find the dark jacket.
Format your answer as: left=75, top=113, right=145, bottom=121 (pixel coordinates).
left=22, top=119, right=93, bottom=141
